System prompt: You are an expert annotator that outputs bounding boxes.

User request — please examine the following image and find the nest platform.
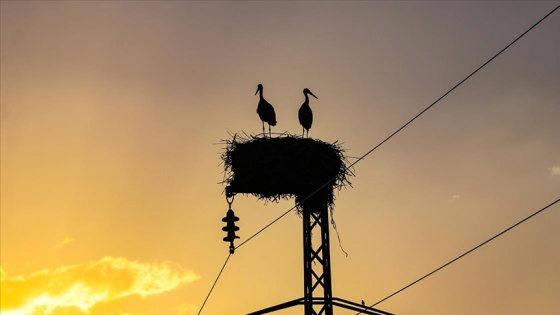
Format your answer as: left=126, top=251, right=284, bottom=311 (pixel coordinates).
left=222, top=134, right=352, bottom=212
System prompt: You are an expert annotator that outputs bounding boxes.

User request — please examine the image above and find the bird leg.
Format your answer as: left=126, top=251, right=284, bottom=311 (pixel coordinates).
left=268, top=124, right=271, bottom=137
left=262, top=121, right=265, bottom=136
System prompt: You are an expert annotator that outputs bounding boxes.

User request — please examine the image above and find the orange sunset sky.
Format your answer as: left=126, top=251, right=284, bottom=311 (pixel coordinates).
left=1, top=1, right=559, bottom=315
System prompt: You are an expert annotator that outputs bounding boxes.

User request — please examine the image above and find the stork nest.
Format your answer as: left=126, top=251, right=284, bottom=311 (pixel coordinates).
left=221, top=132, right=353, bottom=213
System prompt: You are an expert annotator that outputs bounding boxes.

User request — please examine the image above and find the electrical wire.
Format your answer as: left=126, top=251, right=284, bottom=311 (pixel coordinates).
left=197, top=253, right=232, bottom=315
left=356, top=198, right=560, bottom=315
left=235, top=204, right=297, bottom=249
left=199, top=4, right=560, bottom=313
left=236, top=3, right=560, bottom=251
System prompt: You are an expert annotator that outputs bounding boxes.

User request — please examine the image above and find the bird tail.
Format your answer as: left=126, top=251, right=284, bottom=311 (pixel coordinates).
left=270, top=120, right=277, bottom=126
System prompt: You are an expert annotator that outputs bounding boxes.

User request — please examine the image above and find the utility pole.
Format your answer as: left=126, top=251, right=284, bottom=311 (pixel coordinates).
left=222, top=135, right=394, bottom=315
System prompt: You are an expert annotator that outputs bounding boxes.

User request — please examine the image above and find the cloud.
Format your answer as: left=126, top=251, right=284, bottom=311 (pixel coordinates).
left=176, top=304, right=198, bottom=315
left=449, top=194, right=461, bottom=201
left=55, top=237, right=74, bottom=249
left=551, top=165, right=560, bottom=176
left=0, top=257, right=199, bottom=315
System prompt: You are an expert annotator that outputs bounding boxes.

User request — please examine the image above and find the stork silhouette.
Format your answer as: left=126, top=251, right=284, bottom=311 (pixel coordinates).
left=255, top=84, right=277, bottom=137
left=298, top=88, right=318, bottom=137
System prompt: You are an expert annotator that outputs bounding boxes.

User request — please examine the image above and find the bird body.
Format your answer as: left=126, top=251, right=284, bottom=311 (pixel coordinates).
left=255, top=84, right=276, bottom=136
left=298, top=88, right=318, bottom=137
left=298, top=102, right=313, bottom=131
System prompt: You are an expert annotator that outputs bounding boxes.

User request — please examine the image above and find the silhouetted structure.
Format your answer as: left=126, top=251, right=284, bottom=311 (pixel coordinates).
left=255, top=84, right=277, bottom=137
left=222, top=207, right=239, bottom=254
left=223, top=135, right=348, bottom=210
left=298, top=88, right=318, bottom=138
left=222, top=134, right=392, bottom=315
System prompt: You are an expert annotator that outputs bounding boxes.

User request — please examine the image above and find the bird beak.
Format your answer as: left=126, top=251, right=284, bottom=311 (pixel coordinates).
left=309, top=91, right=318, bottom=99
left=255, top=87, right=259, bottom=95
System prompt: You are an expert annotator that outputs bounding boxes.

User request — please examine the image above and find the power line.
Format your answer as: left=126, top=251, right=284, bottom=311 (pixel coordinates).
left=199, top=4, right=560, bottom=313
left=235, top=204, right=297, bottom=249
left=357, top=197, right=560, bottom=315
left=236, top=3, right=560, bottom=251
left=347, top=3, right=559, bottom=172
left=197, top=253, right=232, bottom=315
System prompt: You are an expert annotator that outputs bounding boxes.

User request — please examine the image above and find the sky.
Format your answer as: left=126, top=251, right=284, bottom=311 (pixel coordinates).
left=1, top=1, right=559, bottom=315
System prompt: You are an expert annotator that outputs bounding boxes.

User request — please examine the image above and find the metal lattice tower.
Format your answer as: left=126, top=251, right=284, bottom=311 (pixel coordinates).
left=303, top=206, right=333, bottom=315
left=247, top=202, right=393, bottom=315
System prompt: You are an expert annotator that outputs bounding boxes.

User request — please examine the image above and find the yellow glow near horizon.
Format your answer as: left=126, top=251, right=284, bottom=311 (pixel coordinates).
left=0, top=257, right=199, bottom=315
left=1, top=2, right=559, bottom=314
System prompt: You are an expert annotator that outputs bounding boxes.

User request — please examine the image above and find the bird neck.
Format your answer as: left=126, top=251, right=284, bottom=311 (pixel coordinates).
left=303, top=94, right=311, bottom=107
